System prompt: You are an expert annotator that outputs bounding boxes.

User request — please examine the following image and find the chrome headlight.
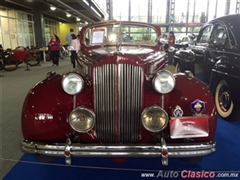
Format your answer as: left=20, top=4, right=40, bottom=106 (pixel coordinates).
left=68, top=107, right=95, bottom=133
left=62, top=73, right=84, bottom=95
left=152, top=70, right=175, bottom=94
left=141, top=106, right=169, bottom=132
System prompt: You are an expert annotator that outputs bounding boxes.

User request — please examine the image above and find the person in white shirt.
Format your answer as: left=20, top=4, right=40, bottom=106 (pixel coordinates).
left=70, top=34, right=80, bottom=71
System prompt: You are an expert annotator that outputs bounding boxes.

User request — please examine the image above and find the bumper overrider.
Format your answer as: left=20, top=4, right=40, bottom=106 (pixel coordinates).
left=21, top=138, right=216, bottom=166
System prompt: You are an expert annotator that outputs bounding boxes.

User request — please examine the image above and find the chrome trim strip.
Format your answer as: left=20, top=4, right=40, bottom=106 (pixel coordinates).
left=212, top=69, right=240, bottom=80
left=21, top=140, right=216, bottom=158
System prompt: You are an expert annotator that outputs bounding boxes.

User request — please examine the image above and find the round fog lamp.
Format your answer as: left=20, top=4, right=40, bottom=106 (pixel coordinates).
left=68, top=107, right=95, bottom=133
left=141, top=106, right=169, bottom=132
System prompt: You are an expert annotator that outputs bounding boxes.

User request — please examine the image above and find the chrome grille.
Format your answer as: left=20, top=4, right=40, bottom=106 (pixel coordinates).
left=94, top=64, right=143, bottom=143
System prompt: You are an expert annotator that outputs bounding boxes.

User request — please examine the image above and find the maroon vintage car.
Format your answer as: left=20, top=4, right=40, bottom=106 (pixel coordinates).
left=21, top=20, right=216, bottom=166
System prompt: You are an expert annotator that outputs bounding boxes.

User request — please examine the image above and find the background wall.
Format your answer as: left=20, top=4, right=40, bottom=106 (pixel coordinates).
left=59, top=23, right=78, bottom=45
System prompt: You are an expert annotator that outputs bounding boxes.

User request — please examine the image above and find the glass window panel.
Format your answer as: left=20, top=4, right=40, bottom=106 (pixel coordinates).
left=8, top=10, right=15, bottom=18
left=175, top=0, right=187, bottom=23
left=195, top=0, right=208, bottom=23
left=16, top=11, right=22, bottom=19
left=230, top=0, right=237, bottom=14
left=22, top=13, right=28, bottom=21
left=1, top=17, right=11, bottom=49
left=0, top=9, right=8, bottom=17
left=208, top=0, right=217, bottom=21
left=27, top=14, right=32, bottom=21
left=28, top=23, right=35, bottom=46
left=9, top=19, right=18, bottom=48
left=188, top=0, right=195, bottom=23
left=216, top=0, right=226, bottom=18
left=112, top=0, right=129, bottom=21
left=131, top=0, right=148, bottom=22
left=16, top=20, right=24, bottom=47
left=0, top=26, right=2, bottom=45
left=198, top=25, right=212, bottom=43
left=152, top=0, right=167, bottom=23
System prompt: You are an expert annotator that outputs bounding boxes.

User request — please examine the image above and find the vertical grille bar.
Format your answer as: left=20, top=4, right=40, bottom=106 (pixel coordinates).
left=94, top=64, right=116, bottom=143
left=119, top=64, right=143, bottom=143
left=94, top=64, right=143, bottom=143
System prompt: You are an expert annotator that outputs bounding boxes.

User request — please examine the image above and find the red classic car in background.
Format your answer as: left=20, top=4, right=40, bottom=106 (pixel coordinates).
left=21, top=20, right=217, bottom=166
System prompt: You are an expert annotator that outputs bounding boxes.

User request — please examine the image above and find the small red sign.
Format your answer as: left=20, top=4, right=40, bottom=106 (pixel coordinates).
left=184, top=23, right=201, bottom=27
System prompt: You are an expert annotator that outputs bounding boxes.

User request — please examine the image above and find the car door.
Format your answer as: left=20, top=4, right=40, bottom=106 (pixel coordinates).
left=192, top=24, right=213, bottom=64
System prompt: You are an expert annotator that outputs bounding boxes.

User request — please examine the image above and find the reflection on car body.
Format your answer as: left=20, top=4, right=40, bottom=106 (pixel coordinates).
left=20, top=20, right=217, bottom=166
left=174, top=14, right=240, bottom=120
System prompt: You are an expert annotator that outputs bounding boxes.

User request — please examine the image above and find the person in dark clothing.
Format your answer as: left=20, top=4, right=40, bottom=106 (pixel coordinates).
left=70, top=34, right=80, bottom=72
left=168, top=31, right=175, bottom=65
left=48, top=34, right=61, bottom=66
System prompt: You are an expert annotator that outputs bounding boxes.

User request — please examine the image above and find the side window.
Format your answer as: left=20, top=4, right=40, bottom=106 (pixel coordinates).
left=198, top=26, right=212, bottom=43
left=228, top=28, right=237, bottom=46
left=210, top=25, right=227, bottom=45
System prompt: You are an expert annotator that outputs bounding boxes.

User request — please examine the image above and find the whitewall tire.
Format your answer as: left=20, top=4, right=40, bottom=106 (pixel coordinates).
left=215, top=80, right=234, bottom=119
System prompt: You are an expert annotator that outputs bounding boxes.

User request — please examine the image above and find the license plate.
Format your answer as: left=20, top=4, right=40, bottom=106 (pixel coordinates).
left=169, top=116, right=209, bottom=139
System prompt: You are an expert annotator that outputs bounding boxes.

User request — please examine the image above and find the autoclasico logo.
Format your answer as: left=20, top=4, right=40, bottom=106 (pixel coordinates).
left=155, top=170, right=215, bottom=178
left=141, top=170, right=239, bottom=178
left=181, top=170, right=215, bottom=178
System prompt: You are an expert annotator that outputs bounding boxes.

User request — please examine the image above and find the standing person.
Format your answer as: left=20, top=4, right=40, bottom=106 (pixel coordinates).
left=70, top=34, right=80, bottom=72
left=48, top=34, right=61, bottom=66
left=66, top=28, right=74, bottom=46
left=168, top=31, right=175, bottom=65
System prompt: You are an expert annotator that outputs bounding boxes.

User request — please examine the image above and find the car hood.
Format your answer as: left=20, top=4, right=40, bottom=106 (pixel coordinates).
left=84, top=46, right=165, bottom=64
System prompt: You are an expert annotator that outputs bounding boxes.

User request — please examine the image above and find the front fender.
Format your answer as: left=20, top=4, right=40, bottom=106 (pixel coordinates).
left=211, top=57, right=240, bottom=101
left=145, top=73, right=217, bottom=141
left=21, top=73, right=93, bottom=141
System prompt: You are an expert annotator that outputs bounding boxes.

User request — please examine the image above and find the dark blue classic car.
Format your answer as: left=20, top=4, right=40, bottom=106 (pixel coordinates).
left=174, top=14, right=240, bottom=120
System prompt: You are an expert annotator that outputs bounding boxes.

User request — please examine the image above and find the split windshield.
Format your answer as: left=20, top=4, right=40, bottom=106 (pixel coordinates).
left=84, top=23, right=158, bottom=46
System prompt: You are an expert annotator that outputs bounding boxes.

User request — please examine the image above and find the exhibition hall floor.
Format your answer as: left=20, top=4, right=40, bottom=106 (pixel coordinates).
left=1, top=60, right=240, bottom=180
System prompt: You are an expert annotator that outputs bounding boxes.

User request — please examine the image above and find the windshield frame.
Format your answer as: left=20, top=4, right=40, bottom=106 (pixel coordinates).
left=82, top=21, right=160, bottom=47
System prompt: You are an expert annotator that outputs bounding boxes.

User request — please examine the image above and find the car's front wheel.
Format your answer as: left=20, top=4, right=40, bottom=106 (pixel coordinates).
left=215, top=80, right=234, bottom=119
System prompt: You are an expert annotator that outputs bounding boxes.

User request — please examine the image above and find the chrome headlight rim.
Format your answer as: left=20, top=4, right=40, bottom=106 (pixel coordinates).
left=141, top=105, right=169, bottom=133
left=152, top=70, right=176, bottom=94
left=62, top=73, right=84, bottom=95
left=69, top=107, right=95, bottom=133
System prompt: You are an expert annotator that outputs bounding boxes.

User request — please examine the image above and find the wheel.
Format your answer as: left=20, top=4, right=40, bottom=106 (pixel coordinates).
left=4, top=55, right=18, bottom=71
left=45, top=52, right=51, bottom=61
left=175, top=62, right=180, bottom=73
left=63, top=50, right=69, bottom=57
left=0, top=58, right=4, bottom=70
left=34, top=155, right=56, bottom=163
left=25, top=52, right=40, bottom=66
left=215, top=80, right=234, bottom=119
left=59, top=51, right=64, bottom=59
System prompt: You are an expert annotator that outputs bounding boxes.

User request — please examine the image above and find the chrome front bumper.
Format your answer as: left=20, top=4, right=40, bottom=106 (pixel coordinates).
left=21, top=138, right=216, bottom=166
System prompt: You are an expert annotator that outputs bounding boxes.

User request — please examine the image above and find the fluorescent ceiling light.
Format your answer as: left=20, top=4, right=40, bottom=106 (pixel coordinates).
left=66, top=13, right=71, bottom=17
left=50, top=6, right=56, bottom=11
left=76, top=18, right=80, bottom=21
